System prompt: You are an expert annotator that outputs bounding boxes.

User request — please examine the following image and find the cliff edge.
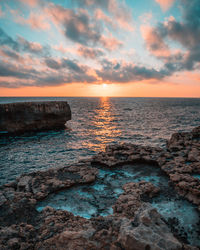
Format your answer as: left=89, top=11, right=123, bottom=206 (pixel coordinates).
left=0, top=101, right=71, bottom=133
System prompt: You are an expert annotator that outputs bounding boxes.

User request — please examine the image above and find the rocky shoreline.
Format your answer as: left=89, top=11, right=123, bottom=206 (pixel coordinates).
left=0, top=127, right=200, bottom=249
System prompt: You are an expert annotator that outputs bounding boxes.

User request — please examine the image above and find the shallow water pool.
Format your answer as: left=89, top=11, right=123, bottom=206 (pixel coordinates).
left=36, top=163, right=200, bottom=246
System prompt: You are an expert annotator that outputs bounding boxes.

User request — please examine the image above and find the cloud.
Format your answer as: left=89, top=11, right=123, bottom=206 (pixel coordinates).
left=0, top=61, right=35, bottom=79
left=77, top=46, right=104, bottom=59
left=96, top=59, right=168, bottom=83
left=141, top=25, right=171, bottom=58
left=74, top=0, right=134, bottom=32
left=5, top=0, right=200, bottom=89
left=72, top=0, right=109, bottom=9
left=100, top=35, right=123, bottom=51
left=0, top=51, right=171, bottom=88
left=0, top=28, right=19, bottom=50
left=45, top=3, right=125, bottom=49
left=46, top=5, right=102, bottom=46
left=143, top=0, right=200, bottom=73
left=0, top=6, right=4, bottom=17
left=0, top=56, right=97, bottom=88
left=0, top=27, right=50, bottom=56
left=19, top=0, right=39, bottom=7
left=155, top=0, right=175, bottom=11
left=17, top=37, right=49, bottom=56
left=62, top=59, right=84, bottom=73
left=44, top=58, right=61, bottom=70
left=45, top=58, right=84, bottom=73
left=0, top=48, right=21, bottom=60
left=16, top=12, right=50, bottom=30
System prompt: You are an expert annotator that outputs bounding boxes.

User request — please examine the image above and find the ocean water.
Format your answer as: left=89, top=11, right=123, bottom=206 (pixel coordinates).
left=0, top=97, right=200, bottom=185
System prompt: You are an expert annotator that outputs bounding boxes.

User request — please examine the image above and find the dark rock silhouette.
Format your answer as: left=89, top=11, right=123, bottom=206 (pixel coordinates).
left=0, top=101, right=71, bottom=133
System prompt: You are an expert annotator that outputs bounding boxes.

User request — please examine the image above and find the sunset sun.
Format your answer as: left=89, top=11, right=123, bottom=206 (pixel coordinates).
left=102, top=83, right=107, bottom=88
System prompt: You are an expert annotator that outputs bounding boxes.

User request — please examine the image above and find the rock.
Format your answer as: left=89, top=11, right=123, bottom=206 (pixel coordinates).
left=113, top=181, right=160, bottom=218
left=188, top=148, right=200, bottom=162
left=118, top=204, right=182, bottom=250
left=0, top=126, right=200, bottom=249
left=0, top=101, right=71, bottom=133
left=0, top=192, right=7, bottom=206
left=17, top=176, right=32, bottom=192
left=7, top=238, right=20, bottom=249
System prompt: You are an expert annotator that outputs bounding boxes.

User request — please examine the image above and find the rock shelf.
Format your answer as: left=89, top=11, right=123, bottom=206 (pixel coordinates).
left=0, top=101, right=71, bottom=134
left=0, top=126, right=200, bottom=249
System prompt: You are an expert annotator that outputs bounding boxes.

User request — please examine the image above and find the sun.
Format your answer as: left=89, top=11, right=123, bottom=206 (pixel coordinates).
left=102, top=83, right=107, bottom=88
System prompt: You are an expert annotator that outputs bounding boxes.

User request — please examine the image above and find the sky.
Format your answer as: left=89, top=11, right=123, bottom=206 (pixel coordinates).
left=0, top=0, right=200, bottom=97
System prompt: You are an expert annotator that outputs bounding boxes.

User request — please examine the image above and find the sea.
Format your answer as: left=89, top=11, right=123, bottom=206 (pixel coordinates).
left=0, top=97, right=200, bottom=185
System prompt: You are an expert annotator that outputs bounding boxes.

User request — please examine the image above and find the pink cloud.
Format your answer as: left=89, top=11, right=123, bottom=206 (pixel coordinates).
left=95, top=8, right=134, bottom=32
left=45, top=4, right=123, bottom=49
left=53, top=44, right=74, bottom=54
left=27, top=13, right=50, bottom=30
left=100, top=34, right=123, bottom=51
left=77, top=45, right=104, bottom=59
left=15, top=12, right=50, bottom=30
left=44, top=4, right=72, bottom=25
left=95, top=9, right=114, bottom=27
left=141, top=25, right=171, bottom=58
left=0, top=47, right=23, bottom=62
left=108, top=0, right=134, bottom=32
left=19, top=0, right=39, bottom=7
left=0, top=6, right=4, bottom=17
left=155, top=0, right=175, bottom=12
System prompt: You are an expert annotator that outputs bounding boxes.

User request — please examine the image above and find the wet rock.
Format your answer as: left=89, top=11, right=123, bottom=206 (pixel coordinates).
left=0, top=164, right=98, bottom=228
left=14, top=164, right=98, bottom=200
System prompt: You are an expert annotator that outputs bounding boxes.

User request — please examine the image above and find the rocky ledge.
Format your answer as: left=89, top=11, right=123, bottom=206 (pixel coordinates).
left=92, top=126, right=200, bottom=211
left=0, top=126, right=200, bottom=249
left=0, top=101, right=71, bottom=133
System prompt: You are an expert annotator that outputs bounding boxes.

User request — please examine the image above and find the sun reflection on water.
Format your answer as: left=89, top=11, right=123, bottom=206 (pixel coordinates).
left=88, top=97, right=122, bottom=151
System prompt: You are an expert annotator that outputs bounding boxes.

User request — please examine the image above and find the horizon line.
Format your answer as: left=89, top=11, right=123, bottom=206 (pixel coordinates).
left=0, top=96, right=200, bottom=99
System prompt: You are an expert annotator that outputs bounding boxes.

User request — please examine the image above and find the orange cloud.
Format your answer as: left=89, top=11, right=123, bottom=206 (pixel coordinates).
left=155, top=0, right=175, bottom=12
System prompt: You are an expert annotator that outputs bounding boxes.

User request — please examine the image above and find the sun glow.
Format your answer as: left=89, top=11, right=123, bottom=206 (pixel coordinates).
left=88, top=83, right=122, bottom=97
left=102, top=83, right=107, bottom=88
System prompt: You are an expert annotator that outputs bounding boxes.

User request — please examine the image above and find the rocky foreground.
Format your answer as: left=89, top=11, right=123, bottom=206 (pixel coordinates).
left=0, top=101, right=71, bottom=133
left=0, top=127, right=200, bottom=249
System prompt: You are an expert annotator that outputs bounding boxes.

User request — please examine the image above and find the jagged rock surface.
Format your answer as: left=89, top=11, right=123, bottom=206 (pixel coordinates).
left=0, top=127, right=200, bottom=249
left=92, top=126, right=200, bottom=210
